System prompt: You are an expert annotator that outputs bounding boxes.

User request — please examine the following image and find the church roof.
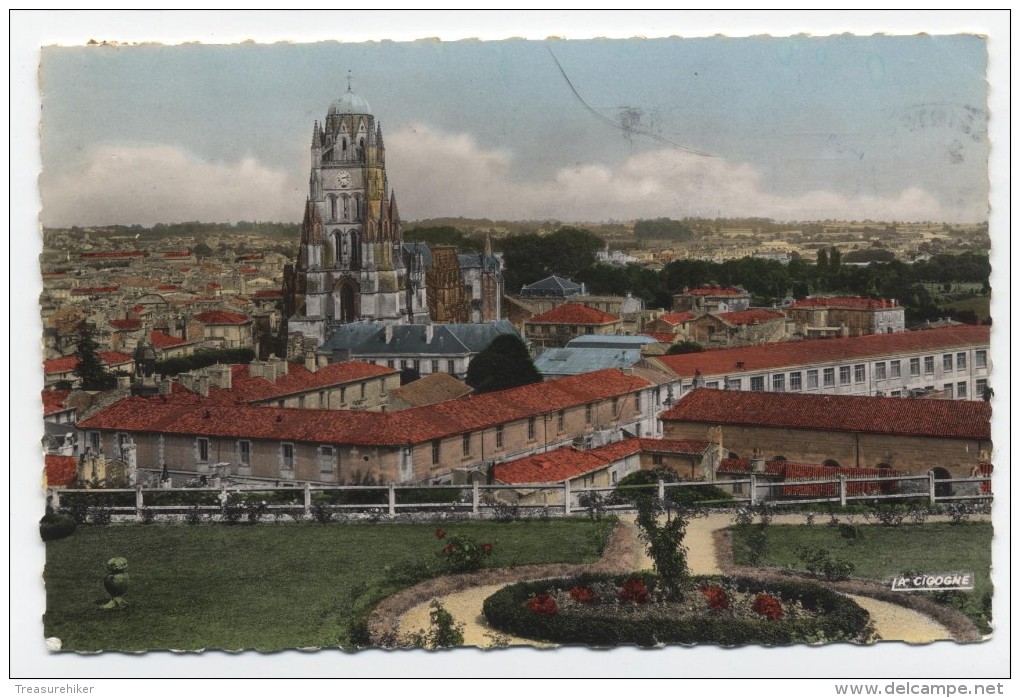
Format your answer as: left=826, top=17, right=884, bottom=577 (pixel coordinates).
left=520, top=275, right=584, bottom=297
left=401, top=242, right=433, bottom=269
left=328, top=89, right=372, bottom=116
left=320, top=321, right=521, bottom=357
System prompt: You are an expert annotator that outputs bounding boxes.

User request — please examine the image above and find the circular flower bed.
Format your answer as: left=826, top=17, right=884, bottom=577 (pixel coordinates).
left=482, top=573, right=875, bottom=647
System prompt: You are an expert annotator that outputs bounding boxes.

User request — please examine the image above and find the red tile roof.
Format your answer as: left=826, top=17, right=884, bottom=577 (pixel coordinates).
left=156, top=284, right=181, bottom=292
left=164, top=251, right=192, bottom=258
left=194, top=310, right=250, bottom=325
left=661, top=388, right=991, bottom=440
left=680, top=286, right=748, bottom=297
left=493, top=437, right=713, bottom=484
left=150, top=330, right=189, bottom=348
left=789, top=296, right=899, bottom=310
left=77, top=369, right=652, bottom=447
left=109, top=319, right=142, bottom=331
left=527, top=303, right=620, bottom=325
left=712, top=309, right=786, bottom=326
left=238, top=267, right=259, bottom=274
left=645, top=332, right=678, bottom=344
left=41, top=389, right=71, bottom=416
left=208, top=361, right=398, bottom=403
left=45, top=455, right=79, bottom=487
left=252, top=289, right=284, bottom=299
left=44, top=352, right=132, bottom=375
left=660, top=312, right=697, bottom=325
left=654, top=325, right=990, bottom=378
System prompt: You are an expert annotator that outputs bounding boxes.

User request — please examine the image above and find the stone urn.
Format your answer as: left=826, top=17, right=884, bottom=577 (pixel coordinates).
left=101, top=557, right=130, bottom=611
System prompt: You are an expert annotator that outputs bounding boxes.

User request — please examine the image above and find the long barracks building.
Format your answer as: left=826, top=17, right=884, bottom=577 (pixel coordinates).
left=647, top=325, right=990, bottom=402
left=74, top=368, right=660, bottom=486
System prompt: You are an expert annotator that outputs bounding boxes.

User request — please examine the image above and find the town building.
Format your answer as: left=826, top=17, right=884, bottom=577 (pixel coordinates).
left=285, top=85, right=429, bottom=346
left=74, top=368, right=660, bottom=486
left=784, top=296, right=905, bottom=337
left=687, top=308, right=790, bottom=346
left=524, top=303, right=623, bottom=349
left=661, top=388, right=992, bottom=479
left=192, top=310, right=255, bottom=349
left=43, top=351, right=135, bottom=387
left=490, top=437, right=717, bottom=507
left=672, top=285, right=751, bottom=313
left=648, top=325, right=990, bottom=401
left=318, top=320, right=522, bottom=381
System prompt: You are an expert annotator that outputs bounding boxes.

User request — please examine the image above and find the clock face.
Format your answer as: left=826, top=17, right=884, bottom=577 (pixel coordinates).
left=336, top=171, right=351, bottom=189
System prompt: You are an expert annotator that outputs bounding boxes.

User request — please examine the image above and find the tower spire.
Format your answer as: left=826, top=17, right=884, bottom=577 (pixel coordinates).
left=346, top=69, right=353, bottom=92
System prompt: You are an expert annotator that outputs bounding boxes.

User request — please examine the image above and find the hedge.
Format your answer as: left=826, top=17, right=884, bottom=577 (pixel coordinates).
left=482, top=572, right=873, bottom=647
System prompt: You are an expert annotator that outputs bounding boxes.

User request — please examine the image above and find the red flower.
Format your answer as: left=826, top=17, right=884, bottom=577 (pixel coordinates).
left=752, top=593, right=784, bottom=620
left=481, top=543, right=493, bottom=554
left=700, top=585, right=730, bottom=611
left=527, top=594, right=558, bottom=616
left=569, top=586, right=595, bottom=604
left=435, top=529, right=446, bottom=539
left=618, top=577, right=650, bottom=604
left=442, top=544, right=456, bottom=554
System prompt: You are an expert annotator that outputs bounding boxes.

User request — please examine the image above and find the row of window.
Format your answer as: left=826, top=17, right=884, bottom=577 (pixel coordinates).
left=741, top=350, right=986, bottom=394
left=384, top=358, right=457, bottom=374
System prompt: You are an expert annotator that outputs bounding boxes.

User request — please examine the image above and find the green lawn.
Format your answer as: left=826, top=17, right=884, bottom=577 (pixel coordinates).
left=731, top=522, right=993, bottom=631
left=44, top=519, right=613, bottom=652
left=939, top=294, right=991, bottom=322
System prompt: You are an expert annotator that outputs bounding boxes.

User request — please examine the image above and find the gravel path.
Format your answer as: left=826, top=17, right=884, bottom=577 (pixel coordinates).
left=394, top=513, right=966, bottom=648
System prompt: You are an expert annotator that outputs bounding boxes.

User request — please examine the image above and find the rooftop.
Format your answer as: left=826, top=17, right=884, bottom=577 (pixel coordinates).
left=654, top=325, right=989, bottom=378
left=661, top=388, right=991, bottom=441
left=789, top=296, right=900, bottom=310
left=78, top=368, right=652, bottom=446
left=678, top=285, right=748, bottom=297
left=527, top=303, right=620, bottom=325
left=193, top=310, right=250, bottom=325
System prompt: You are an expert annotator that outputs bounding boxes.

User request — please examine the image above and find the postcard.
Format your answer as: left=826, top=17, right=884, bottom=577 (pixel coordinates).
left=13, top=11, right=1009, bottom=683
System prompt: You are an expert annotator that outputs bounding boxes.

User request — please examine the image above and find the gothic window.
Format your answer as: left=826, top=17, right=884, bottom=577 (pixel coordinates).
left=329, top=195, right=337, bottom=221
left=342, top=195, right=350, bottom=220
left=353, top=195, right=361, bottom=220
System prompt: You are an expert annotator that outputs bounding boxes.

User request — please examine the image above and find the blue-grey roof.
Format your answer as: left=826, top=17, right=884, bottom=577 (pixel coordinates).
left=533, top=347, right=642, bottom=377
left=320, top=320, right=521, bottom=357
left=402, top=242, right=433, bottom=269
left=458, top=253, right=501, bottom=272
left=566, top=334, right=658, bottom=349
left=520, top=275, right=583, bottom=297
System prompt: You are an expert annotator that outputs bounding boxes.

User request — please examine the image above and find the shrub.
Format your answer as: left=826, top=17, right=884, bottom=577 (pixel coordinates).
left=244, top=499, right=268, bottom=524
left=439, top=533, right=494, bottom=573
left=618, top=577, right=651, bottom=604
left=527, top=594, right=558, bottom=616
left=90, top=506, right=112, bottom=526
left=63, top=501, right=90, bottom=525
left=490, top=500, right=520, bottom=523
left=634, top=497, right=691, bottom=599
left=221, top=495, right=244, bottom=525
left=184, top=505, right=204, bottom=525
left=752, top=593, right=784, bottom=620
left=569, top=586, right=595, bottom=604
left=797, top=546, right=855, bottom=581
left=139, top=507, right=156, bottom=524
left=875, top=505, right=906, bottom=527
left=483, top=573, right=874, bottom=647
left=310, top=501, right=334, bottom=523
left=615, top=467, right=732, bottom=509
left=700, top=584, right=730, bottom=611
left=838, top=522, right=863, bottom=543
left=39, top=512, right=77, bottom=541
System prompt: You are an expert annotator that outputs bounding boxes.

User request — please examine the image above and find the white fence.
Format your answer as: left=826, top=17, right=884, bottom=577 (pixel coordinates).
left=47, top=471, right=991, bottom=520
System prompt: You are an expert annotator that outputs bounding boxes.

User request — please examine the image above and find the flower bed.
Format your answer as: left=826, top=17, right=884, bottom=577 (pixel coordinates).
left=482, top=573, right=875, bottom=647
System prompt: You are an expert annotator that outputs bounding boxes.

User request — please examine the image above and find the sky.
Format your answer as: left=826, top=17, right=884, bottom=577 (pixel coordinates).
left=11, top=11, right=1011, bottom=683
left=36, top=29, right=991, bottom=227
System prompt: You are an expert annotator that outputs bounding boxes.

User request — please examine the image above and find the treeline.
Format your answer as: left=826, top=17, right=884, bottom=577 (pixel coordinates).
left=155, top=348, right=256, bottom=377
left=52, top=222, right=300, bottom=241
left=497, top=227, right=990, bottom=326
left=633, top=218, right=696, bottom=242
left=403, top=226, right=485, bottom=253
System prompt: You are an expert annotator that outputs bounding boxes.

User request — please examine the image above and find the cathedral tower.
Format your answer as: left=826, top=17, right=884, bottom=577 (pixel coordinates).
left=286, top=84, right=429, bottom=346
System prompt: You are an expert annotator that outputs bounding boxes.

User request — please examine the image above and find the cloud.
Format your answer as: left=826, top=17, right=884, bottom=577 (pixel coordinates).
left=40, top=128, right=981, bottom=227
left=387, top=124, right=977, bottom=223
left=40, top=145, right=305, bottom=227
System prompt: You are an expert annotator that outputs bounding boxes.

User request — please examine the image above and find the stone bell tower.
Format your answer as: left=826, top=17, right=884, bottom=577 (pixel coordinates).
left=286, top=80, right=429, bottom=347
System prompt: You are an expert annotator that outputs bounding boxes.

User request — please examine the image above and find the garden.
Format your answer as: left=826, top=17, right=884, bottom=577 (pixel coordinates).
left=42, top=517, right=613, bottom=652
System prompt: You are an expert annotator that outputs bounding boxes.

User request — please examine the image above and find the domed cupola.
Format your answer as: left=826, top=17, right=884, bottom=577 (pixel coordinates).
left=328, top=87, right=372, bottom=116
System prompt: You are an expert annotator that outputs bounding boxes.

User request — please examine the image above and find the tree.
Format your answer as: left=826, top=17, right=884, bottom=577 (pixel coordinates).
left=465, top=334, right=542, bottom=393
left=666, top=341, right=704, bottom=355
left=192, top=242, right=214, bottom=258
left=72, top=321, right=116, bottom=390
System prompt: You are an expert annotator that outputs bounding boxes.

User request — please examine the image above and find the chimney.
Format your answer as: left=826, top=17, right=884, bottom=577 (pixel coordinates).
left=197, top=374, right=209, bottom=398
left=735, top=361, right=745, bottom=370
left=271, top=354, right=288, bottom=376
left=116, top=375, right=131, bottom=390
left=317, top=353, right=328, bottom=369
left=159, top=378, right=172, bottom=395
left=385, top=325, right=394, bottom=343
left=304, top=351, right=316, bottom=374
left=425, top=324, right=434, bottom=343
